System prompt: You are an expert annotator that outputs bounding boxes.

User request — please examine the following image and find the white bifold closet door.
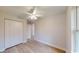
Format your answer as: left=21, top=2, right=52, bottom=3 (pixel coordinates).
left=5, top=20, right=23, bottom=49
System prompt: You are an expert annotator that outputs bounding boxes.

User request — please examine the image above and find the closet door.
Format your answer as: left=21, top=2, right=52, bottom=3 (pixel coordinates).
left=5, top=20, right=23, bottom=48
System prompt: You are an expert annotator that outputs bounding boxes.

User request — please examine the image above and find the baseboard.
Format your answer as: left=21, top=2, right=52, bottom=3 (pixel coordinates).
left=23, top=39, right=28, bottom=43
left=35, top=39, right=66, bottom=51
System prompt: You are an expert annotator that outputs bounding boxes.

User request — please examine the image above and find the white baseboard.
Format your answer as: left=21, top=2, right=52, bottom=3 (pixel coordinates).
left=23, top=39, right=28, bottom=43
left=35, top=39, right=66, bottom=51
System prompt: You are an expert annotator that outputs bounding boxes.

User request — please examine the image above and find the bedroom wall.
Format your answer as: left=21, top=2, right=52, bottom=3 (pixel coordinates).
left=66, top=7, right=72, bottom=52
left=35, top=13, right=66, bottom=50
left=0, top=12, right=5, bottom=51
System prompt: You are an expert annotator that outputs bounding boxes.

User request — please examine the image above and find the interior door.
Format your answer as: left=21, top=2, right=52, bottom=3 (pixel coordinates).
left=5, top=19, right=23, bottom=49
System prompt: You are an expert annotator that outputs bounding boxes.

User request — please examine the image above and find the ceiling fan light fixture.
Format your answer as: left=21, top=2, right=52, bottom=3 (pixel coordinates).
left=31, top=15, right=37, bottom=20
left=28, top=14, right=37, bottom=20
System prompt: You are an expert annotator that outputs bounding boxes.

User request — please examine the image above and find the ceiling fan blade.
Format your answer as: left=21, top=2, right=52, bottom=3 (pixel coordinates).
left=35, top=14, right=42, bottom=17
left=26, top=12, right=32, bottom=15
left=26, top=6, right=36, bottom=15
left=33, top=7, right=37, bottom=15
left=27, top=6, right=35, bottom=13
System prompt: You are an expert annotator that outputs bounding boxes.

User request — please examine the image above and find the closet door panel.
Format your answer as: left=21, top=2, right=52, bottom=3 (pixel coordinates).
left=5, top=20, right=23, bottom=48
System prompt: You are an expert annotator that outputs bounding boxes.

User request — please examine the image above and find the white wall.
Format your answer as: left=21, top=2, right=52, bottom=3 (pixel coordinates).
left=0, top=13, right=5, bottom=51
left=66, top=7, right=72, bottom=52
left=35, top=13, right=66, bottom=50
left=0, top=11, right=28, bottom=51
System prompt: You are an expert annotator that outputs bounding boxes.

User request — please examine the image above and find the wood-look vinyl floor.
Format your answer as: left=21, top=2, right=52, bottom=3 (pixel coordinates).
left=3, top=40, right=65, bottom=53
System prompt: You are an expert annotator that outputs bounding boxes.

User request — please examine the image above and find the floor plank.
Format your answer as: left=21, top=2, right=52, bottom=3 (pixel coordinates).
left=3, top=39, right=65, bottom=53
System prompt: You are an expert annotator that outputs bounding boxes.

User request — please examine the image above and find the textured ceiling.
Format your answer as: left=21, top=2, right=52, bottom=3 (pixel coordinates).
left=0, top=6, right=67, bottom=19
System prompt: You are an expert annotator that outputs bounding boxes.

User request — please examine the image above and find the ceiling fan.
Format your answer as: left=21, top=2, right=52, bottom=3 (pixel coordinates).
left=26, top=6, right=42, bottom=21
